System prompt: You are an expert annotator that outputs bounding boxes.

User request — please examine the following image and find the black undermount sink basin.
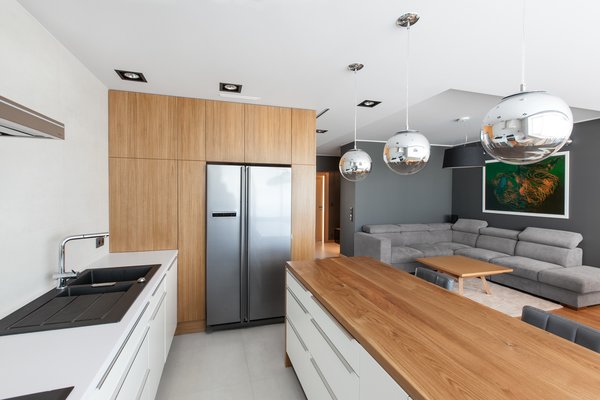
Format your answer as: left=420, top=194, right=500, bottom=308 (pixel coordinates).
left=0, top=264, right=159, bottom=336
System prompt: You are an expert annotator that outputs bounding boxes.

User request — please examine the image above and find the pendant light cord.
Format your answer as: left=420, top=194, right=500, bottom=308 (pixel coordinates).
left=520, top=0, right=527, bottom=92
left=353, top=69, right=358, bottom=150
left=405, top=20, right=411, bottom=131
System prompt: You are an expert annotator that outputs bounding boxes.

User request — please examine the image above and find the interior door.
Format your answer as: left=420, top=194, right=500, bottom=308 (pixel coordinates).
left=315, top=173, right=325, bottom=242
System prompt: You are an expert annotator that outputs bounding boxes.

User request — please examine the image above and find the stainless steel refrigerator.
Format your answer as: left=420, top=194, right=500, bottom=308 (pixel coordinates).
left=206, top=164, right=291, bottom=328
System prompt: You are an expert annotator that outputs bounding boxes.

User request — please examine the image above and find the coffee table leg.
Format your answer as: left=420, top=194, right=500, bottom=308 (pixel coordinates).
left=458, top=278, right=464, bottom=295
left=480, top=276, right=492, bottom=295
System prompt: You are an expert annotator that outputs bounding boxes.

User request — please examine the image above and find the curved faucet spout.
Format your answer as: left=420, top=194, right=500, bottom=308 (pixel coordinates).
left=56, top=232, right=110, bottom=289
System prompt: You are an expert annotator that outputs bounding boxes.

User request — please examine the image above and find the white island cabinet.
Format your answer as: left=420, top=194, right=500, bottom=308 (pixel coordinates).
left=286, top=269, right=410, bottom=400
left=0, top=250, right=178, bottom=400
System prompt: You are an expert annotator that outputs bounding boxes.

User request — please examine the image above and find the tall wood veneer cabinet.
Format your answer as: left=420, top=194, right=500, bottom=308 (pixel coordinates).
left=109, top=91, right=177, bottom=159
left=109, top=90, right=316, bottom=334
left=177, top=161, right=206, bottom=333
left=205, top=100, right=245, bottom=162
left=109, top=158, right=178, bottom=252
left=244, top=104, right=292, bottom=164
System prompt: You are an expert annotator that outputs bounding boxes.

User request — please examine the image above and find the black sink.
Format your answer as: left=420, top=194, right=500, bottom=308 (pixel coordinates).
left=0, top=264, right=159, bottom=336
left=68, top=265, right=154, bottom=286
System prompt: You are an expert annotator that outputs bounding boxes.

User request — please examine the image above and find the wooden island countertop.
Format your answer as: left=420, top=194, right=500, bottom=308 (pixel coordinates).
left=287, top=256, right=600, bottom=400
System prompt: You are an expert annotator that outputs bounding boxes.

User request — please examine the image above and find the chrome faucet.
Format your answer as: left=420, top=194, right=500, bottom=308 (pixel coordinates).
left=54, top=232, right=110, bottom=289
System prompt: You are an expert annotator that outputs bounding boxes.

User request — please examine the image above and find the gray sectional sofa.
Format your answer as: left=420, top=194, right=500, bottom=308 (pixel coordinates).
left=354, top=219, right=600, bottom=308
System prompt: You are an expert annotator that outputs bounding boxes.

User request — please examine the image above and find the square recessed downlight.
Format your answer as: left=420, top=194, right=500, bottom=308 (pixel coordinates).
left=115, top=69, right=147, bottom=82
left=219, top=82, right=242, bottom=93
left=358, top=100, right=381, bottom=108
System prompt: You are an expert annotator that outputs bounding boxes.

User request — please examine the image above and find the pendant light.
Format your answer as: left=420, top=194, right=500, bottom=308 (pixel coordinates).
left=383, top=13, right=430, bottom=175
left=443, top=117, right=486, bottom=168
left=480, top=0, right=573, bottom=165
left=339, top=63, right=372, bottom=182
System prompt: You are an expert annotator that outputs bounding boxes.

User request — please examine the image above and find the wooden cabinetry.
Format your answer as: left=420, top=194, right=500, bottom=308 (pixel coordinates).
left=205, top=100, right=244, bottom=162
left=177, top=161, right=206, bottom=331
left=109, top=91, right=316, bottom=334
left=291, top=165, right=316, bottom=260
left=109, top=158, right=177, bottom=252
left=176, top=97, right=205, bottom=160
left=244, top=104, right=291, bottom=164
left=109, top=91, right=176, bottom=159
left=291, top=109, right=316, bottom=165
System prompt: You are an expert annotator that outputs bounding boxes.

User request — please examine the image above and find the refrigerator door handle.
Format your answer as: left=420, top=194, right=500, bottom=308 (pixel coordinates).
left=240, top=166, right=249, bottom=323
left=244, top=166, right=250, bottom=323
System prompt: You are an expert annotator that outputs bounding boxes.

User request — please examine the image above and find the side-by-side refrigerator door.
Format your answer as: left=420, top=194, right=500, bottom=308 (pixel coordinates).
left=206, top=164, right=243, bottom=326
left=247, top=166, right=291, bottom=321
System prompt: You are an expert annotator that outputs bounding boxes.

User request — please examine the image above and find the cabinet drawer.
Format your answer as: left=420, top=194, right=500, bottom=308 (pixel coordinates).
left=306, top=295, right=359, bottom=374
left=359, top=346, right=409, bottom=400
left=286, top=270, right=311, bottom=306
left=286, top=288, right=311, bottom=336
left=308, top=316, right=359, bottom=400
left=115, top=327, right=150, bottom=400
left=286, top=320, right=334, bottom=400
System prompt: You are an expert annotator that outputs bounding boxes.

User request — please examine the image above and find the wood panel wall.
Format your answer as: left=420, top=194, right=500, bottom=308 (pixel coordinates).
left=108, top=90, right=316, bottom=334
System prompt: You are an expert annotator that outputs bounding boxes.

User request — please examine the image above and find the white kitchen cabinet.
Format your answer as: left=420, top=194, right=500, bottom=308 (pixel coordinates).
left=286, top=269, right=410, bottom=400
left=91, top=258, right=177, bottom=400
left=359, top=346, right=409, bottom=400
left=165, top=259, right=178, bottom=356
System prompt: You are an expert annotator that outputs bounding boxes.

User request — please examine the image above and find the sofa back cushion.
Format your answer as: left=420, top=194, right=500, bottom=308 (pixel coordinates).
left=518, top=227, right=583, bottom=249
left=515, top=241, right=583, bottom=267
left=451, top=218, right=488, bottom=246
left=475, top=227, right=520, bottom=255
left=362, top=223, right=451, bottom=234
left=386, top=230, right=452, bottom=246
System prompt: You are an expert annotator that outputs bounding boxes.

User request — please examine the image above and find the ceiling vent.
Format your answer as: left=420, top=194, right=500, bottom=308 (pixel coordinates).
left=0, top=96, right=64, bottom=139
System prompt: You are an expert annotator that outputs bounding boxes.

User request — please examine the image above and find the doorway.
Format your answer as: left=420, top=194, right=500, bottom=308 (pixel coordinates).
left=315, top=172, right=329, bottom=242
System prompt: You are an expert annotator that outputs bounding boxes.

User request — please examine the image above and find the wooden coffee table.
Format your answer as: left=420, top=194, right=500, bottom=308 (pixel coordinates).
left=416, top=255, right=513, bottom=295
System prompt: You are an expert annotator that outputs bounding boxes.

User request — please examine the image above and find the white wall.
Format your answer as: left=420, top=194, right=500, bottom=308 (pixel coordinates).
left=0, top=1, right=109, bottom=318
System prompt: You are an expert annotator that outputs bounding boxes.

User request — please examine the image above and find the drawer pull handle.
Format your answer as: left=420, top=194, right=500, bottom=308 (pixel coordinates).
left=311, top=295, right=353, bottom=341
left=287, top=287, right=308, bottom=314
left=167, top=257, right=177, bottom=271
left=135, top=368, right=151, bottom=400
left=152, top=275, right=166, bottom=296
left=310, top=357, right=337, bottom=400
left=311, top=318, right=354, bottom=375
left=287, top=318, right=309, bottom=352
left=151, top=291, right=167, bottom=320
left=113, top=326, right=150, bottom=399
left=97, top=301, right=150, bottom=389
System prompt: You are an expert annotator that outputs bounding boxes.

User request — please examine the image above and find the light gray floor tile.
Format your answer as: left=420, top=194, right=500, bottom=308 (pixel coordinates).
left=156, top=323, right=306, bottom=400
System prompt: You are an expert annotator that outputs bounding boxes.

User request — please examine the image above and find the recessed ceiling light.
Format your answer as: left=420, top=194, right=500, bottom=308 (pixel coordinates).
left=316, top=129, right=328, bottom=134
left=456, top=116, right=471, bottom=122
left=358, top=100, right=381, bottom=108
left=219, top=82, right=242, bottom=93
left=115, top=69, right=147, bottom=82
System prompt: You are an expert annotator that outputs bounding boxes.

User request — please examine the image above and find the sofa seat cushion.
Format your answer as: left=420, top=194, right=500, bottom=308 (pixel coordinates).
left=538, top=266, right=600, bottom=294
left=408, top=243, right=454, bottom=257
left=391, top=246, right=424, bottom=264
left=454, top=248, right=509, bottom=262
left=492, top=256, right=563, bottom=281
left=434, top=242, right=471, bottom=251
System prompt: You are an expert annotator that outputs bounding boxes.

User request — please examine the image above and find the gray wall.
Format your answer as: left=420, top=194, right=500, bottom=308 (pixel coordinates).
left=452, top=118, right=600, bottom=266
left=340, top=142, right=453, bottom=255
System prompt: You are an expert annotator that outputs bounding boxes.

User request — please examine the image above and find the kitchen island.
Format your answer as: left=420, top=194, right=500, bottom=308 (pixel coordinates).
left=286, top=256, right=600, bottom=400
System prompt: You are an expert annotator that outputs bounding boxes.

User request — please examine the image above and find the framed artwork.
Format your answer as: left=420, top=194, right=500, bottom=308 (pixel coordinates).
left=482, top=151, right=569, bottom=219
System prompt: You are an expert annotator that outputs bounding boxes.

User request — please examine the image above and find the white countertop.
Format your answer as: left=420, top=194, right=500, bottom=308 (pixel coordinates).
left=0, top=250, right=178, bottom=400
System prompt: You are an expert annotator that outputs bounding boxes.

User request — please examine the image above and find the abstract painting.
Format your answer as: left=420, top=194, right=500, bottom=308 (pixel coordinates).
left=482, top=152, right=569, bottom=218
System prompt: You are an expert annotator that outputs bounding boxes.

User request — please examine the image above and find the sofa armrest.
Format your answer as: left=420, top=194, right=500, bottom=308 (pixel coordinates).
left=354, top=232, right=392, bottom=264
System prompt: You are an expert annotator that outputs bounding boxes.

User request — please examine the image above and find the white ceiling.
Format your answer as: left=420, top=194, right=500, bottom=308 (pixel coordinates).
left=18, top=0, right=600, bottom=155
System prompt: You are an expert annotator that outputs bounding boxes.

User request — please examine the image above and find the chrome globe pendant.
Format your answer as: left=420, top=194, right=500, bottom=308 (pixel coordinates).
left=383, top=13, right=430, bottom=175
left=339, top=63, right=372, bottom=182
left=481, top=0, right=573, bottom=165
